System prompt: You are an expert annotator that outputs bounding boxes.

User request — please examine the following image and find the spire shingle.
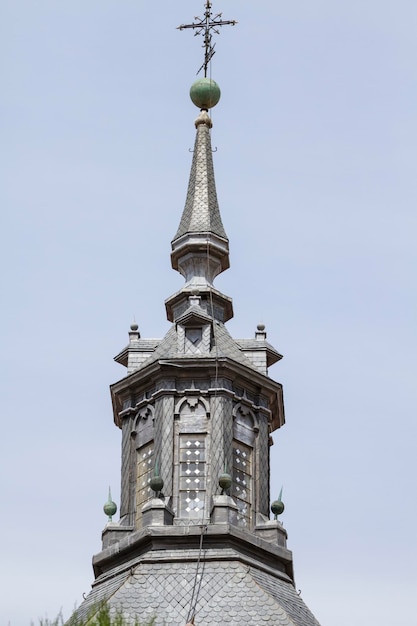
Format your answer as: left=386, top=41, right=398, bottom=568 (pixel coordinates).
left=168, top=109, right=232, bottom=322
left=173, top=111, right=228, bottom=242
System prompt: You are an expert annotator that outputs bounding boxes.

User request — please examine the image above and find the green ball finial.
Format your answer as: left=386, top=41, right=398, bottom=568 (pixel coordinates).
left=271, top=499, right=285, bottom=519
left=219, top=471, right=232, bottom=494
left=150, top=461, right=164, bottom=497
left=271, top=486, right=285, bottom=520
left=103, top=487, right=117, bottom=522
left=190, top=78, right=221, bottom=110
left=150, top=474, right=164, bottom=495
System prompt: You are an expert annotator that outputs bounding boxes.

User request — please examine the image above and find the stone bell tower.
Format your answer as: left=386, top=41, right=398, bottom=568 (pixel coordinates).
left=70, top=4, right=321, bottom=625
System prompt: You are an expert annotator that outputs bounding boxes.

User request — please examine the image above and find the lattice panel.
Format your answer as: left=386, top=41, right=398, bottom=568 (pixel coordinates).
left=120, top=420, right=132, bottom=520
left=184, top=328, right=203, bottom=354
left=257, top=415, right=270, bottom=516
left=155, top=396, right=174, bottom=499
left=135, top=443, right=154, bottom=527
left=210, top=395, right=233, bottom=494
left=179, top=435, right=206, bottom=517
left=232, top=440, right=252, bottom=528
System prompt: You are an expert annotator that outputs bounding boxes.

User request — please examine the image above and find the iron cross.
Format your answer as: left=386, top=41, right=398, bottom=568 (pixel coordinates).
left=177, top=1, right=237, bottom=77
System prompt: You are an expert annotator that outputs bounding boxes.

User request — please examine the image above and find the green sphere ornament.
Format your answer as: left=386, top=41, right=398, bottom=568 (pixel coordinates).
left=150, top=474, right=164, bottom=494
left=103, top=487, right=117, bottom=522
left=218, top=471, right=232, bottom=493
left=190, top=78, right=221, bottom=110
left=271, top=499, right=285, bottom=519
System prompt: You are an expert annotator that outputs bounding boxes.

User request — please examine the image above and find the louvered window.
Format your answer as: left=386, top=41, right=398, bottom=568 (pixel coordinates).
left=179, top=434, right=206, bottom=518
left=136, top=442, right=154, bottom=527
left=232, top=440, right=252, bottom=527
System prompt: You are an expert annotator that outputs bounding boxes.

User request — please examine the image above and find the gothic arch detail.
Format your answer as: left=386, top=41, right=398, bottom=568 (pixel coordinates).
left=131, top=404, right=155, bottom=449
left=233, top=403, right=258, bottom=445
left=232, top=403, right=258, bottom=528
left=133, top=404, right=154, bottom=431
left=174, top=396, right=210, bottom=418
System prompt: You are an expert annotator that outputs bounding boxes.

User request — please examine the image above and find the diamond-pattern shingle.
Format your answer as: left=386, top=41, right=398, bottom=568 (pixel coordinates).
left=173, top=120, right=227, bottom=242
left=210, top=394, right=233, bottom=494
left=71, top=559, right=320, bottom=626
left=257, top=416, right=270, bottom=517
left=250, top=568, right=321, bottom=626
left=69, top=570, right=130, bottom=624
left=155, top=395, right=175, bottom=501
left=137, top=321, right=260, bottom=375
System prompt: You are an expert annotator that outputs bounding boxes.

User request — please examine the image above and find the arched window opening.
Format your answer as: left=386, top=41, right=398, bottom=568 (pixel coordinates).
left=179, top=434, right=206, bottom=518
left=176, top=398, right=208, bottom=519
left=135, top=442, right=154, bottom=527
left=232, top=440, right=252, bottom=527
left=133, top=405, right=154, bottom=528
left=232, top=405, right=256, bottom=528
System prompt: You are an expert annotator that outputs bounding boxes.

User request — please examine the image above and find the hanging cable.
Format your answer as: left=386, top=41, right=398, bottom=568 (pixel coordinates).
left=186, top=522, right=207, bottom=623
left=185, top=55, right=221, bottom=625
left=185, top=133, right=220, bottom=626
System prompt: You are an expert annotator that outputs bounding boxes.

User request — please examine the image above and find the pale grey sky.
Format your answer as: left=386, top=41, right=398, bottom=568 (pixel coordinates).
left=1, top=1, right=416, bottom=624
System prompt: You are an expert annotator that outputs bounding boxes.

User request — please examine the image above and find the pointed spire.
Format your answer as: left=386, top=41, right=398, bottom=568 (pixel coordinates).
left=171, top=108, right=229, bottom=277
left=103, top=486, right=117, bottom=522
left=166, top=79, right=233, bottom=324
left=271, top=487, right=285, bottom=520
left=173, top=109, right=227, bottom=243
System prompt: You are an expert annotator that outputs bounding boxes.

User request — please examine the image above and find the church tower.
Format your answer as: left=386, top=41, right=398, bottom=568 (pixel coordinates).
left=72, top=4, right=320, bottom=625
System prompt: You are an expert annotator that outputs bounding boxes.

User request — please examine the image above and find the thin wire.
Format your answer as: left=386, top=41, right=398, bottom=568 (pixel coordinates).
left=186, top=523, right=207, bottom=623
left=209, top=57, right=214, bottom=125
left=207, top=53, right=220, bottom=377
left=191, top=538, right=207, bottom=620
left=185, top=121, right=220, bottom=626
left=186, top=57, right=220, bottom=624
left=207, top=234, right=220, bottom=387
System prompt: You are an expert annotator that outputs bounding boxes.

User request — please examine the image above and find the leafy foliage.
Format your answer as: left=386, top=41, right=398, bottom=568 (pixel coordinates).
left=35, top=604, right=155, bottom=626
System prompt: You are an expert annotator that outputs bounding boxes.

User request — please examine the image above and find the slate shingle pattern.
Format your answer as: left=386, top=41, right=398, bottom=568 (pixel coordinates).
left=235, top=339, right=283, bottom=360
left=250, top=568, right=321, bottom=626
left=257, top=418, right=270, bottom=514
left=173, top=121, right=228, bottom=242
left=72, top=559, right=320, bottom=626
left=210, top=394, right=233, bottom=496
left=139, top=321, right=258, bottom=374
left=155, top=394, right=175, bottom=498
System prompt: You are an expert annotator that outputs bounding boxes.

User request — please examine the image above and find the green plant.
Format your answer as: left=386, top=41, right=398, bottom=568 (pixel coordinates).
left=35, top=604, right=155, bottom=626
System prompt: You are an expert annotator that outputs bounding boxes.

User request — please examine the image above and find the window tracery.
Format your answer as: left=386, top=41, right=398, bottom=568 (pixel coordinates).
left=176, top=397, right=208, bottom=519
left=232, top=404, right=256, bottom=528
left=133, top=404, right=154, bottom=527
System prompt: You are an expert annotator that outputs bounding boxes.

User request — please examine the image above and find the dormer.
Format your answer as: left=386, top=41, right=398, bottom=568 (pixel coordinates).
left=176, top=293, right=213, bottom=355
left=236, top=324, right=283, bottom=375
left=113, top=323, right=160, bottom=374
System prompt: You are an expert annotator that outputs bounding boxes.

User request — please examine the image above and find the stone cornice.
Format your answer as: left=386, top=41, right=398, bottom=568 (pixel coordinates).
left=111, top=356, right=284, bottom=429
left=92, top=522, right=294, bottom=583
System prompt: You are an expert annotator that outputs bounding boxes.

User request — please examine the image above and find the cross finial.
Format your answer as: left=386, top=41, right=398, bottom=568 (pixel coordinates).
left=177, top=1, right=237, bottom=77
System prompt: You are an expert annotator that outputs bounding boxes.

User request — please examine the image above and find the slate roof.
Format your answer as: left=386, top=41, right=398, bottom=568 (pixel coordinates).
left=114, top=339, right=161, bottom=368
left=173, top=117, right=228, bottom=243
left=71, top=559, right=320, bottom=626
left=235, top=338, right=283, bottom=367
left=138, top=321, right=259, bottom=373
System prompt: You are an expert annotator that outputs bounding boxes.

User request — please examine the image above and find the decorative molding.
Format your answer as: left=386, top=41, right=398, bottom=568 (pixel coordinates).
left=174, top=395, right=210, bottom=417
left=133, top=404, right=155, bottom=432
left=233, top=402, right=259, bottom=431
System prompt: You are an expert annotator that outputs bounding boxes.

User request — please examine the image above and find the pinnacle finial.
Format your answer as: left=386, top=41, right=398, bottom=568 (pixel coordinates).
left=271, top=487, right=285, bottom=520
left=218, top=469, right=232, bottom=494
left=190, top=78, right=221, bottom=111
left=149, top=461, right=164, bottom=497
left=103, top=486, right=117, bottom=522
left=177, top=1, right=237, bottom=77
